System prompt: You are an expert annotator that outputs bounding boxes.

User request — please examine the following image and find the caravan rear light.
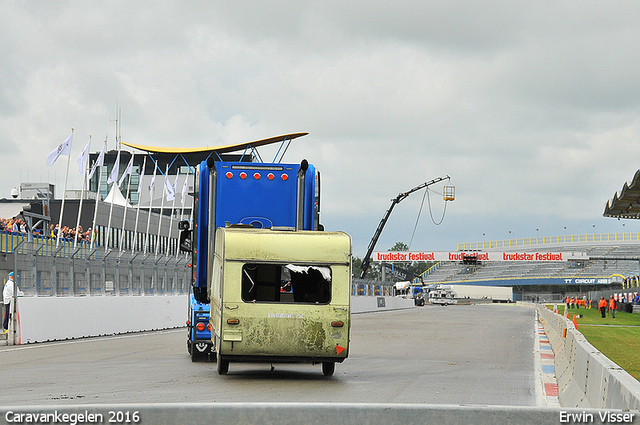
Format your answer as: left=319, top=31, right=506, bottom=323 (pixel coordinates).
left=196, top=322, right=206, bottom=331
left=227, top=318, right=240, bottom=325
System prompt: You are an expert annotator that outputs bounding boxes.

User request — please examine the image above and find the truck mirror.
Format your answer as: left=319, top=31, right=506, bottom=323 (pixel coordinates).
left=179, top=229, right=192, bottom=252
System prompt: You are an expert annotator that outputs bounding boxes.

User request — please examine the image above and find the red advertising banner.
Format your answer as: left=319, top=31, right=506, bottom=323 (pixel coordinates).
left=371, top=251, right=588, bottom=262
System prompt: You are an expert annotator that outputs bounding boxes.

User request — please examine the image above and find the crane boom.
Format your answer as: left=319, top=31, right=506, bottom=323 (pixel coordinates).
left=359, top=176, right=450, bottom=279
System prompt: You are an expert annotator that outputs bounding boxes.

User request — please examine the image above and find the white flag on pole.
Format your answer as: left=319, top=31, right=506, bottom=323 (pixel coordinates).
left=107, top=150, right=121, bottom=184
left=118, top=154, right=134, bottom=186
left=87, top=143, right=105, bottom=181
left=164, top=171, right=176, bottom=202
left=137, top=157, right=146, bottom=195
left=76, top=138, right=91, bottom=174
left=180, top=176, right=188, bottom=205
left=149, top=161, right=157, bottom=196
left=46, top=133, right=73, bottom=167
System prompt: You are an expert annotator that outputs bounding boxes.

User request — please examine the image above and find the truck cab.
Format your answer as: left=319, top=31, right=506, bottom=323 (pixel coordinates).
left=183, top=157, right=321, bottom=362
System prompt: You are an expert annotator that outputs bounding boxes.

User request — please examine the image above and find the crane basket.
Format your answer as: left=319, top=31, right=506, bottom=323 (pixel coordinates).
left=443, top=185, right=455, bottom=201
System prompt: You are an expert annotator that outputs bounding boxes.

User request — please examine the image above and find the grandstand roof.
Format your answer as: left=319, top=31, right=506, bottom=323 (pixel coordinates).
left=603, top=169, right=640, bottom=219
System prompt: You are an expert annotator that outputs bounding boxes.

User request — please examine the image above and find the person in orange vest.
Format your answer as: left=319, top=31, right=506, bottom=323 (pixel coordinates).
left=609, top=296, right=617, bottom=319
left=598, top=297, right=607, bottom=318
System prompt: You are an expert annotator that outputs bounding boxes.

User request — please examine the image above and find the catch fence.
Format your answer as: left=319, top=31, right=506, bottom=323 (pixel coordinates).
left=9, top=240, right=191, bottom=297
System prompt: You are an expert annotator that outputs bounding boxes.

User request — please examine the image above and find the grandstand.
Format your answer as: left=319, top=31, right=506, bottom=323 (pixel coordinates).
left=419, top=234, right=640, bottom=299
left=407, top=172, right=640, bottom=301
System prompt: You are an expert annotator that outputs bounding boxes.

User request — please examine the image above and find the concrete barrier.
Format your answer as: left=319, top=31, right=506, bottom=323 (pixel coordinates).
left=6, top=295, right=413, bottom=344
left=13, top=295, right=188, bottom=343
left=537, top=305, right=640, bottom=410
left=351, top=295, right=415, bottom=313
left=3, top=403, right=638, bottom=425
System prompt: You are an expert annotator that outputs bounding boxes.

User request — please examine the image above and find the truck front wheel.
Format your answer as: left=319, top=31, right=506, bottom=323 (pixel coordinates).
left=191, top=349, right=205, bottom=362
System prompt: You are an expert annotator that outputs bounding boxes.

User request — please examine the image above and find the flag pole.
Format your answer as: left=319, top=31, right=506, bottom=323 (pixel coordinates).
left=105, top=186, right=116, bottom=250
left=144, top=158, right=157, bottom=255
left=105, top=149, right=121, bottom=251
left=187, top=166, right=194, bottom=259
left=177, top=167, right=189, bottom=259
left=119, top=153, right=134, bottom=251
left=74, top=135, right=90, bottom=248
left=90, top=139, right=106, bottom=250
left=155, top=164, right=168, bottom=257
left=133, top=155, right=146, bottom=252
left=105, top=112, right=122, bottom=251
left=56, top=129, right=73, bottom=247
left=167, top=171, right=178, bottom=258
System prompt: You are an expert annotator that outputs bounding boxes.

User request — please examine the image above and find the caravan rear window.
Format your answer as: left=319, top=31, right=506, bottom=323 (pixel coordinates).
left=241, top=263, right=331, bottom=304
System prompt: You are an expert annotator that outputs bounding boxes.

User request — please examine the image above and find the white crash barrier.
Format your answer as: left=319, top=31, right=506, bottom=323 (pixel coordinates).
left=7, top=295, right=412, bottom=344
left=12, top=295, right=187, bottom=343
left=537, top=305, right=640, bottom=409
left=350, top=295, right=415, bottom=314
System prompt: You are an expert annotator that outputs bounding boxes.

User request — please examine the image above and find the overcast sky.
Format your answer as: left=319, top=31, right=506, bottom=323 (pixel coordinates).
left=1, top=1, right=640, bottom=257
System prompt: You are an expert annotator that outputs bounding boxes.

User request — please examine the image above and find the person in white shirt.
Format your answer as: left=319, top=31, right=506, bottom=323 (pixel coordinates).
left=3, top=271, right=22, bottom=332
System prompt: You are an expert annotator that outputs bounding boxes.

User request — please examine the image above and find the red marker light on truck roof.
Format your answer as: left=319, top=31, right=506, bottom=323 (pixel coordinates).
left=267, top=173, right=275, bottom=180
left=240, top=172, right=247, bottom=179
left=226, top=172, right=233, bottom=179
left=281, top=174, right=288, bottom=181
left=253, top=173, right=261, bottom=180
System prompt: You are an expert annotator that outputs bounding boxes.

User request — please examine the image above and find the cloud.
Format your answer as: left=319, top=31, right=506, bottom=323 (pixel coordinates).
left=1, top=1, right=640, bottom=255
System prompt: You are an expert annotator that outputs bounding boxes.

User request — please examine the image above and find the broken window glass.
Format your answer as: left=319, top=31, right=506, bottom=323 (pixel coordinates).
left=241, top=263, right=332, bottom=304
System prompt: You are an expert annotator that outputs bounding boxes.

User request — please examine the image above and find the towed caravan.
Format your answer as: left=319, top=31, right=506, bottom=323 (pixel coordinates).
left=209, top=226, right=352, bottom=376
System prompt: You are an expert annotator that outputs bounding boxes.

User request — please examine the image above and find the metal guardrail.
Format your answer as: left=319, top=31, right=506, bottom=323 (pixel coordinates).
left=0, top=227, right=180, bottom=257
left=351, top=279, right=394, bottom=297
left=458, top=232, right=640, bottom=251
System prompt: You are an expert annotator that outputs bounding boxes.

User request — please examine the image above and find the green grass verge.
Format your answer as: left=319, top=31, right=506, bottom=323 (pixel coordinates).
left=545, top=304, right=640, bottom=380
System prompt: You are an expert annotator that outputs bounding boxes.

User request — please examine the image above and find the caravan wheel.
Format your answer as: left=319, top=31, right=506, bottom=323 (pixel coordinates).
left=322, top=362, right=335, bottom=376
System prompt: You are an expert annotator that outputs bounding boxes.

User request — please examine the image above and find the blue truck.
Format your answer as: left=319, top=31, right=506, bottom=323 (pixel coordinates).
left=181, top=156, right=321, bottom=361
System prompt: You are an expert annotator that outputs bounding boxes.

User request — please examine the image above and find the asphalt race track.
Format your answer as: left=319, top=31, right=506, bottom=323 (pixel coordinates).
left=0, top=304, right=539, bottom=407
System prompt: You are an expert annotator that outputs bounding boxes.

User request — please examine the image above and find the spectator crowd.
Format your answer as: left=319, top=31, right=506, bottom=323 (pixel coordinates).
left=0, top=217, right=95, bottom=243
